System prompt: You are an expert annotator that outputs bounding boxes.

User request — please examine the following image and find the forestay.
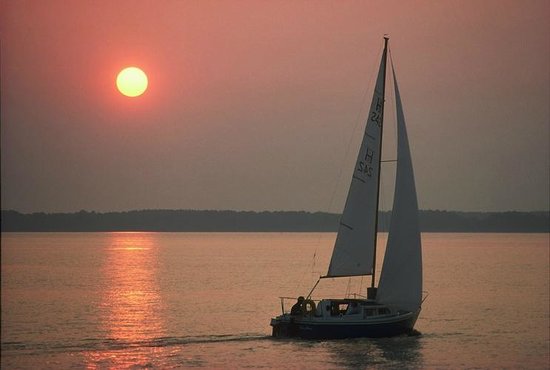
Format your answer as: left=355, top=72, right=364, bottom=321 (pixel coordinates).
left=326, top=48, right=387, bottom=278
left=376, top=65, right=422, bottom=312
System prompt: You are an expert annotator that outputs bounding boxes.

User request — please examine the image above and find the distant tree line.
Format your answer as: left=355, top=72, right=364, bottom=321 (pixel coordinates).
left=1, top=209, right=548, bottom=232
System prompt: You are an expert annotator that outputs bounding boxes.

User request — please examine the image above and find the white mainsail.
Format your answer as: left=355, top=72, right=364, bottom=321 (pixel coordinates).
left=376, top=65, right=422, bottom=312
left=326, top=48, right=387, bottom=277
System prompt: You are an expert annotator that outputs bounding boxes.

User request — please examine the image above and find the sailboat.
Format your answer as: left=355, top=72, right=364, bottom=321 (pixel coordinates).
left=270, top=36, right=423, bottom=339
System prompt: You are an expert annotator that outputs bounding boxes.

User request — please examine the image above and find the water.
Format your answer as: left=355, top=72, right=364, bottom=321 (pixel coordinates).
left=1, top=232, right=548, bottom=369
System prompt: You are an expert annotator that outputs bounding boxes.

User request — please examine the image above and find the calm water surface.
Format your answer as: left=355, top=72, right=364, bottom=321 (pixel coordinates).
left=1, top=232, right=548, bottom=369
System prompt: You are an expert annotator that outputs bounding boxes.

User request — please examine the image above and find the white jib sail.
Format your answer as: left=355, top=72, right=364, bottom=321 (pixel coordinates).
left=326, top=50, right=387, bottom=277
left=376, top=65, right=422, bottom=312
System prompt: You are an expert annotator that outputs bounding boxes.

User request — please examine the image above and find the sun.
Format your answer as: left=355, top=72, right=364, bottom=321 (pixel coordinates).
left=116, top=67, right=148, bottom=97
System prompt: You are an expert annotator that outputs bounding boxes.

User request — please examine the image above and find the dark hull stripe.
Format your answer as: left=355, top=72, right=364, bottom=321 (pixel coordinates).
left=271, top=313, right=418, bottom=339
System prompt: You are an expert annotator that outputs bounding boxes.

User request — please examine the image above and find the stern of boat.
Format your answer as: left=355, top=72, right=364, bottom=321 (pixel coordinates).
left=270, top=315, right=298, bottom=338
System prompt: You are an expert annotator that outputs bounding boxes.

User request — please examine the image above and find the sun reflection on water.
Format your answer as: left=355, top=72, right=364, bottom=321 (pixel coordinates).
left=85, top=232, right=167, bottom=368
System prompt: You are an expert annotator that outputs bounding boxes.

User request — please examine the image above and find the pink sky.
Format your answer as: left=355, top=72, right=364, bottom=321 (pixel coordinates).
left=1, top=0, right=549, bottom=212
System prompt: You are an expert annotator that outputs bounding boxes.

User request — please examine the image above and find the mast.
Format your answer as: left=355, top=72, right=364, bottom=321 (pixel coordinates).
left=368, top=36, right=389, bottom=298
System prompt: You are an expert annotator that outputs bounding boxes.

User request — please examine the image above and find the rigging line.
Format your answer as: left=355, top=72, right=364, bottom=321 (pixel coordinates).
left=311, top=250, right=317, bottom=277
left=312, top=227, right=325, bottom=283
left=324, top=43, right=385, bottom=216
left=345, top=277, right=352, bottom=298
left=293, top=247, right=318, bottom=295
left=293, top=208, right=322, bottom=292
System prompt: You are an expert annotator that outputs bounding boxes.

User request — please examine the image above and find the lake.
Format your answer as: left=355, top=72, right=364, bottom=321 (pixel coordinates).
left=1, top=232, right=548, bottom=368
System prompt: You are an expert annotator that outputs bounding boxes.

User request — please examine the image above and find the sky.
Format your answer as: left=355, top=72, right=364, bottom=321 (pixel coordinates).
left=1, top=0, right=549, bottom=213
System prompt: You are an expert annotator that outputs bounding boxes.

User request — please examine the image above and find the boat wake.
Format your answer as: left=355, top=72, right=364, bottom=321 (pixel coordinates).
left=1, top=333, right=271, bottom=355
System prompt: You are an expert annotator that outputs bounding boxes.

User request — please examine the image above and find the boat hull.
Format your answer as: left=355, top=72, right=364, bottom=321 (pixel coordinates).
left=271, top=311, right=419, bottom=339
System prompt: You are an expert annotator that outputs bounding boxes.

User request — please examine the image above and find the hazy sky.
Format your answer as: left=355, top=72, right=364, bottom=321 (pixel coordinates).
left=2, top=0, right=549, bottom=213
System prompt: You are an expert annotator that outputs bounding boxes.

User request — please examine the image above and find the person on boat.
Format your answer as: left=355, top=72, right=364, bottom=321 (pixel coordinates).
left=290, top=296, right=305, bottom=315
left=346, top=302, right=360, bottom=315
left=330, top=301, right=340, bottom=316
